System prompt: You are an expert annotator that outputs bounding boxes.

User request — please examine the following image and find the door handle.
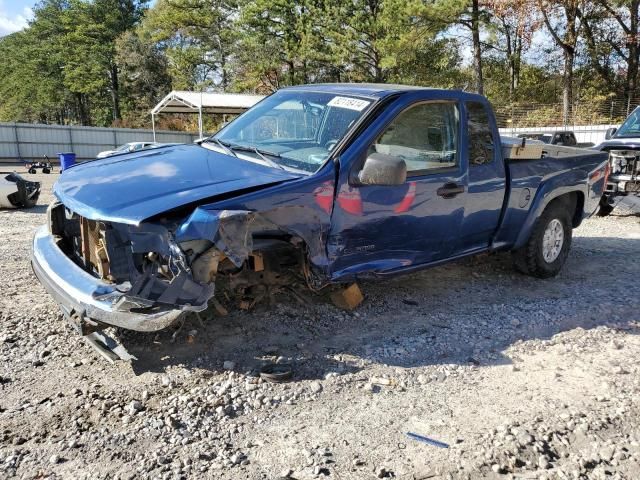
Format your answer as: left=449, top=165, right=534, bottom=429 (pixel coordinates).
left=437, top=182, right=465, bottom=199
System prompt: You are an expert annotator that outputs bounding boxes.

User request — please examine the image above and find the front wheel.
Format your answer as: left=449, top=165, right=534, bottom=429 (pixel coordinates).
left=596, top=195, right=614, bottom=217
left=512, top=203, right=573, bottom=279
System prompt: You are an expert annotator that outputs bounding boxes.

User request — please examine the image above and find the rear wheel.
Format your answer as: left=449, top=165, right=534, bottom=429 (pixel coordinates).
left=513, top=202, right=573, bottom=279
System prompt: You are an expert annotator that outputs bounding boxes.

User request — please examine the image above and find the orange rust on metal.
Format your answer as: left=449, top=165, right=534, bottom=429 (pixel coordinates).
left=94, top=238, right=110, bottom=279
left=80, top=217, right=111, bottom=279
left=252, top=252, right=265, bottom=272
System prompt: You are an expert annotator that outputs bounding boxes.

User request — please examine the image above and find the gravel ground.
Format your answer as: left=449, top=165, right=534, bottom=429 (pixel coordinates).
left=1, top=171, right=639, bottom=480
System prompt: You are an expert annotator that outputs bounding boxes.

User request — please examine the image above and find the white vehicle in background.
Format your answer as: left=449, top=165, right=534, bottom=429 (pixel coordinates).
left=96, top=141, right=158, bottom=159
left=0, top=173, right=41, bottom=209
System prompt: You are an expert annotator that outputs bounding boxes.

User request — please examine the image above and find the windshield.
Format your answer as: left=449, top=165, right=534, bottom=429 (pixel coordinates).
left=615, top=108, right=640, bottom=137
left=212, top=90, right=374, bottom=173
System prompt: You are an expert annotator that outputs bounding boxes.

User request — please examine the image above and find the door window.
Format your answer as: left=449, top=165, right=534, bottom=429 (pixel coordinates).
left=466, top=102, right=495, bottom=166
left=370, top=102, right=458, bottom=174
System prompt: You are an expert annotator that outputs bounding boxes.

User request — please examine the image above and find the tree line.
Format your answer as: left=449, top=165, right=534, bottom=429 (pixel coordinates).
left=0, top=0, right=638, bottom=129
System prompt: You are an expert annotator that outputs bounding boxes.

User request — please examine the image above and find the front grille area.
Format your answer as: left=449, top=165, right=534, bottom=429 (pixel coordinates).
left=79, top=217, right=111, bottom=279
left=49, top=203, right=113, bottom=281
left=610, top=150, right=640, bottom=176
left=45, top=202, right=215, bottom=313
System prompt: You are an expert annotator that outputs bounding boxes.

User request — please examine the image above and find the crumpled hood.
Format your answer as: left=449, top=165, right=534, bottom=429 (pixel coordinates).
left=54, top=144, right=300, bottom=225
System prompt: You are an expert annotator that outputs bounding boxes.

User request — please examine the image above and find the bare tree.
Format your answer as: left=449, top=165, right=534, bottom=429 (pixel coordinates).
left=489, top=0, right=540, bottom=99
left=598, top=0, right=639, bottom=109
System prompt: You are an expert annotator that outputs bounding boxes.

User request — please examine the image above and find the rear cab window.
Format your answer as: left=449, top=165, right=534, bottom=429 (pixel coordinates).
left=466, top=101, right=495, bottom=166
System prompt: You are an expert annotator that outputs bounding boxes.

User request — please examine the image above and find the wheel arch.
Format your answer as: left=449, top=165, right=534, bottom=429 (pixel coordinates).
left=514, top=187, right=585, bottom=250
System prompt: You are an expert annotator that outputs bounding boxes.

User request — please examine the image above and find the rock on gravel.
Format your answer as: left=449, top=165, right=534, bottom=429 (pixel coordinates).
left=309, top=381, right=323, bottom=394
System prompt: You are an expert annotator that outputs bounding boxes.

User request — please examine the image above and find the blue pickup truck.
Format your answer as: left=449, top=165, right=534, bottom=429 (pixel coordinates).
left=32, top=84, right=609, bottom=355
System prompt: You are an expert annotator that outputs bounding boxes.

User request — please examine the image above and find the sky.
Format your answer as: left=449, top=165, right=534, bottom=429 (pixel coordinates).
left=0, top=0, right=34, bottom=37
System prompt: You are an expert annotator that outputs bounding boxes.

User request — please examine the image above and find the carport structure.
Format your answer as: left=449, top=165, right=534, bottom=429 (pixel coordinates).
left=151, top=90, right=265, bottom=140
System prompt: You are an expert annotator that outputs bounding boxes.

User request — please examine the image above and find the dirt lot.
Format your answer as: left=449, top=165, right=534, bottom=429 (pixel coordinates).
left=1, top=171, right=639, bottom=480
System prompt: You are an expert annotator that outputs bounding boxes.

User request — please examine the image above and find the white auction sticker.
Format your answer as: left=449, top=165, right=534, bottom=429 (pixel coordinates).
left=327, top=96, right=371, bottom=111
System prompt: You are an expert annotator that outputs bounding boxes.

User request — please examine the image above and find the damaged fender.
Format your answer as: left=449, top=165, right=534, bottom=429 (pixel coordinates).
left=175, top=205, right=332, bottom=281
left=175, top=209, right=255, bottom=267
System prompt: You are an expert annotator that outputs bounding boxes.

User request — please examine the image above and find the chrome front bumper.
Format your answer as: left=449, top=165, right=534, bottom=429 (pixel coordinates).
left=31, top=225, right=182, bottom=332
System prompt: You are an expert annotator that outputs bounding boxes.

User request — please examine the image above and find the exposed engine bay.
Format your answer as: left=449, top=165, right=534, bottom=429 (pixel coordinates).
left=0, top=173, right=41, bottom=209
left=599, top=150, right=640, bottom=215
left=608, top=150, right=640, bottom=193
left=48, top=202, right=315, bottom=324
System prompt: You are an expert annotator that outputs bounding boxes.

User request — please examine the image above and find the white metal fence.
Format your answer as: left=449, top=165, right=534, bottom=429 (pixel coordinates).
left=0, top=122, right=198, bottom=164
left=0, top=120, right=622, bottom=167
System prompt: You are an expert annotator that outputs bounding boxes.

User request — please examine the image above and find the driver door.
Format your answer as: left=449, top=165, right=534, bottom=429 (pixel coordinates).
left=328, top=98, right=467, bottom=277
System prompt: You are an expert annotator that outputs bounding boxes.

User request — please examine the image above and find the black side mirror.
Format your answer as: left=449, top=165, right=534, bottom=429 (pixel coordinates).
left=357, top=152, right=407, bottom=186
left=605, top=127, right=617, bottom=140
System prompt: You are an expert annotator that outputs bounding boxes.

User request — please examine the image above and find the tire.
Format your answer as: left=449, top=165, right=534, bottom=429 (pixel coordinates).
left=596, top=196, right=614, bottom=217
left=42, top=167, right=51, bottom=174
left=28, top=168, right=36, bottom=174
left=512, top=202, right=573, bottom=279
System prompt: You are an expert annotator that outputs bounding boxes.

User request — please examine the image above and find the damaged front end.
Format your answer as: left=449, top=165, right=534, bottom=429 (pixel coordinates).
left=176, top=208, right=314, bottom=308
left=35, top=202, right=316, bottom=340
left=607, top=150, right=640, bottom=195
left=44, top=202, right=215, bottom=332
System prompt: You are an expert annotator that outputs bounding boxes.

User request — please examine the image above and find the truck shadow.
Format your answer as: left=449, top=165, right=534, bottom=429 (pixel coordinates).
left=125, top=235, right=640, bottom=379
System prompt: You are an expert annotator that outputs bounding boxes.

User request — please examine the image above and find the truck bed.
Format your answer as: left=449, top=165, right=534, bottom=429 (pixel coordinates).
left=493, top=140, right=609, bottom=249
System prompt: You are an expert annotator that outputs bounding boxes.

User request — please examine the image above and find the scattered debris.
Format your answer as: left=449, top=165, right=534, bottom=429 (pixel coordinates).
left=371, top=377, right=393, bottom=386
left=259, top=363, right=293, bottom=383
left=406, top=432, right=449, bottom=449
left=329, top=283, right=364, bottom=310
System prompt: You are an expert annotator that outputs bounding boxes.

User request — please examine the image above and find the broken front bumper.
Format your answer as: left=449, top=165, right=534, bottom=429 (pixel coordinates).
left=31, top=225, right=182, bottom=332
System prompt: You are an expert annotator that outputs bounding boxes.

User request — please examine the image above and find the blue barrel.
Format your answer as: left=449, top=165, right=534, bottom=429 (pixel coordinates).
left=58, top=152, right=76, bottom=171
